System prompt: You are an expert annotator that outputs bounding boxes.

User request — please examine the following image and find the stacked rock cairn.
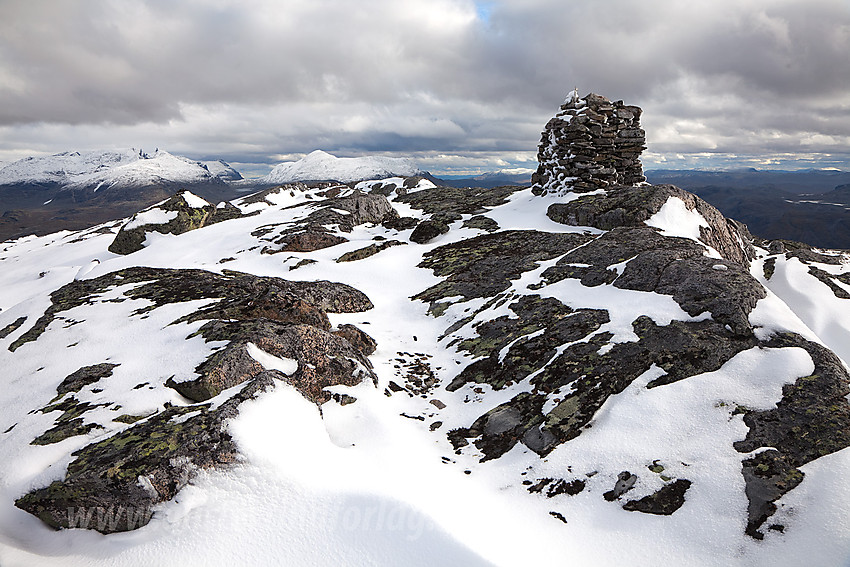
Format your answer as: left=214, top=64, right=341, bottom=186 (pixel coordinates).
left=532, top=89, right=647, bottom=196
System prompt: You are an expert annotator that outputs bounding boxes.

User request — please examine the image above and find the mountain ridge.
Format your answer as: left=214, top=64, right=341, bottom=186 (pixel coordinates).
left=2, top=92, right=850, bottom=565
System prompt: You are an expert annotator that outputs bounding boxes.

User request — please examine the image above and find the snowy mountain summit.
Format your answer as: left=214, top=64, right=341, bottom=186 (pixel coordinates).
left=2, top=94, right=850, bottom=567
left=263, top=150, right=421, bottom=184
left=0, top=149, right=241, bottom=191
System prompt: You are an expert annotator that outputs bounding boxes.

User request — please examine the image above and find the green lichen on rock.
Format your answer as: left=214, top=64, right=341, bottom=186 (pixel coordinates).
left=449, top=314, right=764, bottom=461
left=16, top=375, right=275, bottom=533
left=462, top=215, right=500, bottom=232
left=31, top=397, right=108, bottom=446
left=763, top=257, right=777, bottom=280
left=395, top=184, right=522, bottom=221
left=108, top=193, right=245, bottom=255
left=15, top=265, right=380, bottom=533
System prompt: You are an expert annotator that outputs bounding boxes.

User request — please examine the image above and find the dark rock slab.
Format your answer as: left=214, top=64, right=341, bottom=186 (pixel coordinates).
left=258, top=191, right=399, bottom=254
left=462, top=215, right=500, bottom=232
left=9, top=267, right=373, bottom=352
left=336, top=240, right=404, bottom=262
left=56, top=363, right=120, bottom=396
left=623, top=479, right=691, bottom=514
left=410, top=219, right=449, bottom=244
left=416, top=230, right=593, bottom=304
left=172, top=320, right=375, bottom=404
left=395, top=184, right=521, bottom=221
left=735, top=333, right=850, bottom=538
left=0, top=316, right=27, bottom=340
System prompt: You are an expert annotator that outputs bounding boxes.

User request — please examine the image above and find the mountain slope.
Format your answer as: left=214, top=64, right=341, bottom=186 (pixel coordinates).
left=2, top=94, right=850, bottom=566
left=0, top=177, right=849, bottom=565
left=0, top=150, right=243, bottom=243
left=263, top=150, right=421, bottom=184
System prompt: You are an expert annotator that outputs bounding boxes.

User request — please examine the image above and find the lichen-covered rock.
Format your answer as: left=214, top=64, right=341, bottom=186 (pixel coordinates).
left=540, top=226, right=765, bottom=336
left=333, top=323, right=378, bottom=356
left=31, top=396, right=107, bottom=446
left=9, top=267, right=373, bottom=353
left=336, top=240, right=404, bottom=262
left=258, top=191, right=399, bottom=254
left=172, top=320, right=375, bottom=404
left=0, top=316, right=26, bottom=340
left=395, top=184, right=521, bottom=221
left=416, top=230, right=593, bottom=305
left=14, top=266, right=379, bottom=533
left=16, top=375, right=276, bottom=533
left=462, top=215, right=500, bottom=232
left=532, top=91, right=646, bottom=195
left=108, top=192, right=244, bottom=255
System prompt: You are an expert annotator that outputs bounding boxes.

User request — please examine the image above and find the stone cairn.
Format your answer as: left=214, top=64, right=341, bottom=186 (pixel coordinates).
left=532, top=89, right=646, bottom=196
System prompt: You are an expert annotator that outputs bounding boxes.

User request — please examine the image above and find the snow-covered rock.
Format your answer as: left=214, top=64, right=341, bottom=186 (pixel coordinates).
left=263, top=150, right=421, bottom=184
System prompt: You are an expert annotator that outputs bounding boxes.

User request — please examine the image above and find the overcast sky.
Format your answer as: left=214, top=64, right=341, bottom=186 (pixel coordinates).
left=1, top=0, right=848, bottom=177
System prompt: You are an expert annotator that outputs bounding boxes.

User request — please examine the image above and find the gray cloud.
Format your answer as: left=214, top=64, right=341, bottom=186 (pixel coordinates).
left=0, top=0, right=848, bottom=174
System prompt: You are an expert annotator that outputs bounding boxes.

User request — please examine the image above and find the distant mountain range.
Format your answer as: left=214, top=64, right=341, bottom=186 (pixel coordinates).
left=0, top=149, right=245, bottom=242
left=3, top=150, right=850, bottom=249
left=0, top=149, right=428, bottom=242
left=435, top=169, right=533, bottom=188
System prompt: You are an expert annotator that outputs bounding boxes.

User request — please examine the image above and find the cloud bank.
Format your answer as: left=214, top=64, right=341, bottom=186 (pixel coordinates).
left=1, top=0, right=848, bottom=175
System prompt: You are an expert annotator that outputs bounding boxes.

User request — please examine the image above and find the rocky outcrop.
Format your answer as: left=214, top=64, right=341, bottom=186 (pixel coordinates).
left=17, top=375, right=275, bottom=533
left=14, top=267, right=377, bottom=533
left=532, top=91, right=646, bottom=195
left=546, top=184, right=756, bottom=266
left=108, top=192, right=244, bottom=255
left=257, top=190, right=399, bottom=254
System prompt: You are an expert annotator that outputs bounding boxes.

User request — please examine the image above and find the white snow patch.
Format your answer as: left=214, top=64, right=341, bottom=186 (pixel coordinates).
left=645, top=196, right=709, bottom=241
left=180, top=191, right=210, bottom=209
left=246, top=343, right=298, bottom=375
left=123, top=209, right=178, bottom=231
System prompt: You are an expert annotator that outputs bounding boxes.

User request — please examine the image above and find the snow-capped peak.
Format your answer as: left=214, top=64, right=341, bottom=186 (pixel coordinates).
left=263, top=150, right=421, bottom=184
left=0, top=149, right=243, bottom=189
